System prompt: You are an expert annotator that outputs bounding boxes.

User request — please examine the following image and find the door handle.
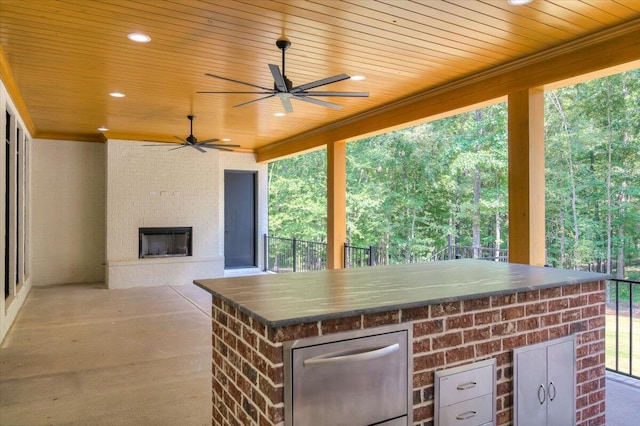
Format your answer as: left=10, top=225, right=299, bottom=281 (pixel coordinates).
left=549, top=381, right=557, bottom=401
left=538, top=384, right=546, bottom=404
left=303, top=343, right=399, bottom=367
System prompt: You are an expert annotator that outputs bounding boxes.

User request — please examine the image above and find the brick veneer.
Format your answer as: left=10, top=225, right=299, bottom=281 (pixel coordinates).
left=210, top=280, right=606, bottom=425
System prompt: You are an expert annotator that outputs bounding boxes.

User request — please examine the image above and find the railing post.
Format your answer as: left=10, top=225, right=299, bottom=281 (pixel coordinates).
left=629, top=282, right=633, bottom=375
left=615, top=280, right=619, bottom=372
left=343, top=242, right=347, bottom=268
left=263, top=234, right=268, bottom=272
left=292, top=238, right=297, bottom=273
left=368, top=245, right=374, bottom=266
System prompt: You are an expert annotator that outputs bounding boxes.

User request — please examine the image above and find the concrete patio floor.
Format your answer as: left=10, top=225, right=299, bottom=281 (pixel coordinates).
left=1, top=281, right=638, bottom=425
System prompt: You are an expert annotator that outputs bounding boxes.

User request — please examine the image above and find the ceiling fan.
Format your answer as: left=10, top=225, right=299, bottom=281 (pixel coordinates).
left=144, top=115, right=239, bottom=153
left=197, top=37, right=369, bottom=113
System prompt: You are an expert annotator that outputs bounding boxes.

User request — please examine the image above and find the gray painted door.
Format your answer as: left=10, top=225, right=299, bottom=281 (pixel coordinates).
left=224, top=171, right=256, bottom=268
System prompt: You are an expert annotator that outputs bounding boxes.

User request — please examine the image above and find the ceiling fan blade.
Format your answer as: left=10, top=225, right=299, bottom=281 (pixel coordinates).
left=290, top=74, right=350, bottom=92
left=197, top=138, right=220, bottom=144
left=233, top=94, right=275, bottom=108
left=297, top=91, right=370, bottom=97
left=204, top=73, right=273, bottom=91
left=197, top=91, right=273, bottom=94
left=192, top=145, right=207, bottom=153
left=200, top=145, right=236, bottom=152
left=293, top=96, right=342, bottom=110
left=202, top=143, right=241, bottom=148
left=280, top=96, right=294, bottom=113
left=269, top=64, right=288, bottom=92
left=168, top=145, right=188, bottom=151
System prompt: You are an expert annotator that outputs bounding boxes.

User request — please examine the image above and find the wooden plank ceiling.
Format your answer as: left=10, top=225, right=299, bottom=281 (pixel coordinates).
left=1, top=0, right=639, bottom=157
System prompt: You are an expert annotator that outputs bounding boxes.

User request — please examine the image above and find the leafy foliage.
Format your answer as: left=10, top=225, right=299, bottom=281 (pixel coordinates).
left=268, top=69, right=640, bottom=278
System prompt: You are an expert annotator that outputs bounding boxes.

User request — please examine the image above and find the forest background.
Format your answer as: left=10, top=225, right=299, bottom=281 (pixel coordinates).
left=268, top=69, right=639, bottom=280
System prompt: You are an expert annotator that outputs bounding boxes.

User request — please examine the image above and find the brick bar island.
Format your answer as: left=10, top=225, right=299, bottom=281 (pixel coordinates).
left=194, top=260, right=610, bottom=426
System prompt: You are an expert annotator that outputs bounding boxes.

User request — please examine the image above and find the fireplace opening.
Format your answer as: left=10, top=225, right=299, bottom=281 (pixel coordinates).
left=139, top=227, right=192, bottom=258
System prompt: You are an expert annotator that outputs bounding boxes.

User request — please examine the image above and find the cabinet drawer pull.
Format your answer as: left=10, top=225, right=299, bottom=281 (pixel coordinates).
left=549, top=381, right=557, bottom=401
left=456, top=411, right=477, bottom=420
left=538, top=384, right=546, bottom=404
left=456, top=381, right=477, bottom=390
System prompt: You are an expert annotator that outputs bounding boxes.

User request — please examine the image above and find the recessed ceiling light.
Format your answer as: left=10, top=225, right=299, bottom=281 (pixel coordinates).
left=222, top=138, right=231, bottom=142
left=97, top=127, right=109, bottom=132
left=274, top=112, right=286, bottom=117
left=508, top=0, right=532, bottom=5
left=350, top=75, right=366, bottom=81
left=127, top=32, right=151, bottom=43
left=109, top=92, right=125, bottom=98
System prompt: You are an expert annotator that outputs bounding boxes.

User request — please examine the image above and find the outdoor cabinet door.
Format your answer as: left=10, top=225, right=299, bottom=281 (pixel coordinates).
left=546, top=339, right=576, bottom=426
left=514, top=345, right=548, bottom=426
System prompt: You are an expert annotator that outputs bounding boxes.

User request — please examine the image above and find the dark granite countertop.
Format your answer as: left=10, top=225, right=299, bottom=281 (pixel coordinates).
left=194, top=260, right=611, bottom=327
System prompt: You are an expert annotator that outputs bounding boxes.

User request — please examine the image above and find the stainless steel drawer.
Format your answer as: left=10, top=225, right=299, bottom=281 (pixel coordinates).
left=438, top=363, right=495, bottom=406
left=438, top=393, right=494, bottom=426
left=284, top=324, right=411, bottom=426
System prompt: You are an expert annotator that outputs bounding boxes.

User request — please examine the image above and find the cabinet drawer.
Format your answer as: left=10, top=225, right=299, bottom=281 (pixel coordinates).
left=437, top=363, right=494, bottom=406
left=438, top=393, right=494, bottom=426
left=284, top=324, right=412, bottom=426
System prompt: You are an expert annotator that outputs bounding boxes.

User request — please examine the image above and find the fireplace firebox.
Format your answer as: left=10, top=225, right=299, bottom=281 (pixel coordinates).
left=139, top=227, right=192, bottom=258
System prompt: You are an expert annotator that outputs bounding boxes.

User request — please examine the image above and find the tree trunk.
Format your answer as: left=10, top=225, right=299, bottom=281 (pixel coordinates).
left=472, top=166, right=481, bottom=258
left=616, top=228, right=625, bottom=279
left=494, top=210, right=501, bottom=261
left=549, top=92, right=580, bottom=262
left=559, top=209, right=566, bottom=268
left=605, top=88, right=613, bottom=275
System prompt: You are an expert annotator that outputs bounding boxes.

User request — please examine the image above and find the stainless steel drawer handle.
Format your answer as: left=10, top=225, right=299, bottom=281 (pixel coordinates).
left=456, top=411, right=477, bottom=420
left=303, top=343, right=400, bottom=367
left=456, top=381, right=477, bottom=390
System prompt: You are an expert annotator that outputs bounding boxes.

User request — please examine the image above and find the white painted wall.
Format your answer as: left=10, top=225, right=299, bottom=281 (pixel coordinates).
left=105, top=140, right=267, bottom=288
left=31, top=139, right=106, bottom=286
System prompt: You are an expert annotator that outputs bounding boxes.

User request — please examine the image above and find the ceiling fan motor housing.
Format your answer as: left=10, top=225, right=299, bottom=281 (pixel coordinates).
left=275, top=76, right=294, bottom=92
left=276, top=37, right=291, bottom=50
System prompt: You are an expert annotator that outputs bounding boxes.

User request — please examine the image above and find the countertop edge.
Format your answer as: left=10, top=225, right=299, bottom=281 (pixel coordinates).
left=194, top=269, right=612, bottom=328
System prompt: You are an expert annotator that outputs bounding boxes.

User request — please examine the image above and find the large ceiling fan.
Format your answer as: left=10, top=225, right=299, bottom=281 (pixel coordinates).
left=198, top=37, right=369, bottom=113
left=144, top=115, right=239, bottom=153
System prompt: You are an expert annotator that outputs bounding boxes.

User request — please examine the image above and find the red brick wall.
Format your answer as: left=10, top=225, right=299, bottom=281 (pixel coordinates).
left=210, top=280, right=606, bottom=425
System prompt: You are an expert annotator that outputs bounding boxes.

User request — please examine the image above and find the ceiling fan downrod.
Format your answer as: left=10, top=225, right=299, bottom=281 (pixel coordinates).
left=276, top=36, right=293, bottom=91
left=187, top=115, right=196, bottom=144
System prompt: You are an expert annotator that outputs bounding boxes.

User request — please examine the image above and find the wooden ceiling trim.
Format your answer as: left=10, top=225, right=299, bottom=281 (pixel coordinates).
left=256, top=19, right=640, bottom=163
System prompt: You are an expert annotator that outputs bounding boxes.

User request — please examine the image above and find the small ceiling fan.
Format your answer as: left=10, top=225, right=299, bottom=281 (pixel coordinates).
left=197, top=37, right=369, bottom=113
left=144, top=115, right=239, bottom=153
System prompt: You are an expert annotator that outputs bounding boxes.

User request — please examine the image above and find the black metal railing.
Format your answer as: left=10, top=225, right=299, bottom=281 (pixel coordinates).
left=606, top=278, right=639, bottom=380
left=264, top=235, right=326, bottom=273
left=430, top=245, right=509, bottom=262
left=344, top=243, right=377, bottom=268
